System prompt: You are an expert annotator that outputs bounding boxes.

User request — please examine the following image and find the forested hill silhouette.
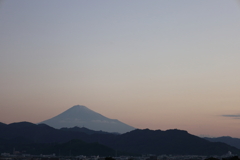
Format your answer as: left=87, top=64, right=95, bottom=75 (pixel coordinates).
left=103, top=129, right=240, bottom=155
left=0, top=122, right=240, bottom=155
left=40, top=105, right=135, bottom=133
left=60, top=126, right=119, bottom=135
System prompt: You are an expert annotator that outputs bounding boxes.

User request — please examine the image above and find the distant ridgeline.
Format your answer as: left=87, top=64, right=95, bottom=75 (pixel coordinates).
left=0, top=121, right=240, bottom=156
left=204, top=136, right=240, bottom=150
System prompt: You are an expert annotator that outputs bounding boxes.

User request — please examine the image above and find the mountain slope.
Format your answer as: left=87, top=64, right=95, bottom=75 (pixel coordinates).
left=205, top=136, right=240, bottom=150
left=40, top=105, right=135, bottom=133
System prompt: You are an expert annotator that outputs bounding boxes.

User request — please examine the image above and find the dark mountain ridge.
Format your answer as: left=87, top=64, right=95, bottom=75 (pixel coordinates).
left=0, top=138, right=118, bottom=156
left=60, top=126, right=119, bottom=135
left=0, top=121, right=91, bottom=143
left=104, top=129, right=239, bottom=155
left=0, top=122, right=239, bottom=156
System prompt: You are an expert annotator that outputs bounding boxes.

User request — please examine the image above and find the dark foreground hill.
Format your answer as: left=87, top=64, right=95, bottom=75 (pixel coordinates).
left=0, top=139, right=117, bottom=156
left=0, top=122, right=91, bottom=143
left=60, top=126, right=119, bottom=135
left=101, top=129, right=240, bottom=155
left=0, top=122, right=240, bottom=156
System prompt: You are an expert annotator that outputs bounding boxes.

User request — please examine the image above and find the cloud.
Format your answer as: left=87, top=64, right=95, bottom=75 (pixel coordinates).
left=222, top=114, right=240, bottom=119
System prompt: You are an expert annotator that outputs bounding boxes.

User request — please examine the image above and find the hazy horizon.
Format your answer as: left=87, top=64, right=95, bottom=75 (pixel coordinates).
left=1, top=0, right=240, bottom=138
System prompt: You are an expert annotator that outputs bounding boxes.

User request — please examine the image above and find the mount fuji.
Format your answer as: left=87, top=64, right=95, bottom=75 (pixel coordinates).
left=40, top=105, right=135, bottom=133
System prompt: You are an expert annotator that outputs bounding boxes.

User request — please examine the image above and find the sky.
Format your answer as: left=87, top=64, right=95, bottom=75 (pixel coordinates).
left=0, top=0, right=240, bottom=138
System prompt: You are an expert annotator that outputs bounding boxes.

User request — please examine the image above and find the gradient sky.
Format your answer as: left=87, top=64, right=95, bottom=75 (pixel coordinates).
left=0, top=0, right=240, bottom=138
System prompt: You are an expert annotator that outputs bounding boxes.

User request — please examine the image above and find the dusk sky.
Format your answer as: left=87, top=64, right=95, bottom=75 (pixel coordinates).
left=1, top=0, right=240, bottom=138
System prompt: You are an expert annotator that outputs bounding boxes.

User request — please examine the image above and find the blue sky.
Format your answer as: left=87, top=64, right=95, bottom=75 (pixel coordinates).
left=0, top=0, right=240, bottom=137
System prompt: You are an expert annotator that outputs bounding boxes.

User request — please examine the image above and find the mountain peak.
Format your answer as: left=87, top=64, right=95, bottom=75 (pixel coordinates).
left=71, top=105, right=87, bottom=109
left=40, top=105, right=135, bottom=133
left=68, top=105, right=91, bottom=112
